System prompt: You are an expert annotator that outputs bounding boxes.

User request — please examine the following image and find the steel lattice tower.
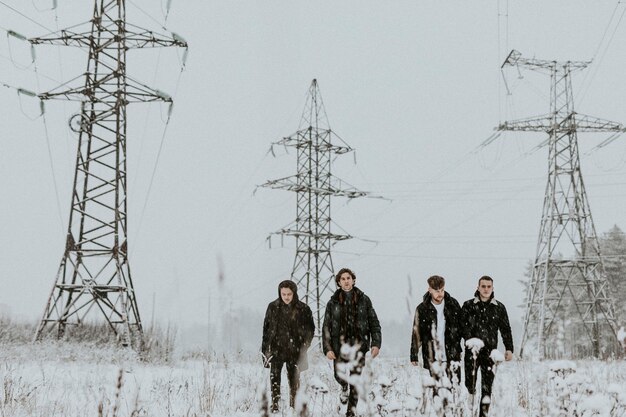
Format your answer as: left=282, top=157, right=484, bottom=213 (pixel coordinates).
left=498, top=50, right=621, bottom=359
left=32, top=0, right=187, bottom=346
left=261, top=80, right=368, bottom=341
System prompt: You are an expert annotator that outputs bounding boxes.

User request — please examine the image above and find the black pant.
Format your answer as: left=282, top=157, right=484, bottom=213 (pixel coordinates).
left=270, top=358, right=299, bottom=408
left=334, top=353, right=365, bottom=417
left=464, top=350, right=495, bottom=417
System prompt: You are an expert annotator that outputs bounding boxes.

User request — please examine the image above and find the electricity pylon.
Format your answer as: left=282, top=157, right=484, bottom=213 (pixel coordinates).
left=260, top=79, right=368, bottom=343
left=498, top=50, right=622, bottom=359
left=32, top=0, right=187, bottom=347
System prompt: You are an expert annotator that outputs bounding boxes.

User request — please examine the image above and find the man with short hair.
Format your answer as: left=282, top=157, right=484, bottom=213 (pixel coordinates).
left=410, top=275, right=463, bottom=383
left=262, top=280, right=315, bottom=413
left=462, top=275, right=514, bottom=417
left=323, top=267, right=382, bottom=417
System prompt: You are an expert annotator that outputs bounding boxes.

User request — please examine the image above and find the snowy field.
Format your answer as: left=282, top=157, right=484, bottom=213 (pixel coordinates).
left=0, top=342, right=625, bottom=417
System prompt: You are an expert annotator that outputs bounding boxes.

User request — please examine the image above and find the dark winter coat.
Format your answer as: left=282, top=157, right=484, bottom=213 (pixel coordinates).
left=261, top=281, right=315, bottom=368
left=461, top=291, right=514, bottom=353
left=410, top=291, right=463, bottom=369
left=322, top=287, right=382, bottom=355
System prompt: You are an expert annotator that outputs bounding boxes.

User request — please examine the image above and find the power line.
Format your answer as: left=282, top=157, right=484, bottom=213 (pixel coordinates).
left=579, top=1, right=626, bottom=105
left=131, top=68, right=184, bottom=258
left=0, top=1, right=53, bottom=32
left=334, top=250, right=530, bottom=262
left=127, top=0, right=167, bottom=31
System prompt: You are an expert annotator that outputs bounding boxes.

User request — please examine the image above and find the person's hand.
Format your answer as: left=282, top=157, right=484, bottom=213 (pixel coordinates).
left=371, top=346, right=380, bottom=358
left=411, top=361, right=418, bottom=366
left=326, top=351, right=336, bottom=360
left=505, top=350, right=513, bottom=361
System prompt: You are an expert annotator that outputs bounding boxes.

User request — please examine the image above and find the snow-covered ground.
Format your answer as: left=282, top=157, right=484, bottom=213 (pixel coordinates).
left=1, top=342, right=625, bottom=417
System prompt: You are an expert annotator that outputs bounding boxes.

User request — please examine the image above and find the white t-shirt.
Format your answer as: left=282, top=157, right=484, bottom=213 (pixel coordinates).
left=432, top=300, right=446, bottom=361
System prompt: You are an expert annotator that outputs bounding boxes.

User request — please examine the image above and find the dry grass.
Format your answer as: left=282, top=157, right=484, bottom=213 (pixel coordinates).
left=0, top=317, right=625, bottom=417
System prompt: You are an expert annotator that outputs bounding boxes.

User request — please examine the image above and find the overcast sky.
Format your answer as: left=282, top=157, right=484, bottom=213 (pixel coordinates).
left=1, top=1, right=626, bottom=345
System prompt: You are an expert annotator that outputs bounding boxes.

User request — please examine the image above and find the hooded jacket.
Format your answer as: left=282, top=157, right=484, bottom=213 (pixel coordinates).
left=461, top=290, right=514, bottom=353
left=261, top=281, right=315, bottom=365
left=410, top=291, right=463, bottom=368
left=322, top=286, right=382, bottom=356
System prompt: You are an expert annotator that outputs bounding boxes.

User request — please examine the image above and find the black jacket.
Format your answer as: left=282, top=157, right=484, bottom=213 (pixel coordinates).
left=461, top=291, right=514, bottom=353
left=322, top=287, right=382, bottom=355
left=410, top=291, right=463, bottom=368
left=261, top=281, right=315, bottom=365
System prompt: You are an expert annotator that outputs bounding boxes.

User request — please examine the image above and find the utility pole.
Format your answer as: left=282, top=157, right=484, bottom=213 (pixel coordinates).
left=498, top=50, right=622, bottom=359
left=32, top=0, right=187, bottom=347
left=260, top=79, right=368, bottom=346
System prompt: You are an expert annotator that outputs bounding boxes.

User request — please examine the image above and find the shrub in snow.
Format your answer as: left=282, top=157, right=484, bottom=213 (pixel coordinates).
left=490, top=349, right=504, bottom=364
left=607, top=383, right=626, bottom=403
left=374, top=375, right=395, bottom=398
left=415, top=336, right=468, bottom=417
left=607, top=383, right=626, bottom=416
left=340, top=342, right=361, bottom=360
left=465, top=338, right=484, bottom=356
left=303, top=375, right=329, bottom=416
left=335, top=343, right=364, bottom=388
left=549, top=360, right=577, bottom=377
left=576, top=393, right=612, bottom=417
left=259, top=387, right=270, bottom=417
left=543, top=361, right=578, bottom=416
left=308, top=376, right=329, bottom=394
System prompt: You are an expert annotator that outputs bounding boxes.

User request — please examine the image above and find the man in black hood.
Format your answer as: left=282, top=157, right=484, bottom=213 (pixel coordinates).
left=261, top=280, right=315, bottom=413
left=462, top=275, right=514, bottom=417
left=323, top=267, right=382, bottom=417
left=410, top=275, right=463, bottom=383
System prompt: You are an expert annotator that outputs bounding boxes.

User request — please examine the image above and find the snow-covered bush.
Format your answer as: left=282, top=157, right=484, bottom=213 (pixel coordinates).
left=0, top=330, right=624, bottom=417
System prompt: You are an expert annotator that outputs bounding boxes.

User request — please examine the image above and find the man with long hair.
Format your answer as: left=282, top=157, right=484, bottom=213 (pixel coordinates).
left=323, top=267, right=382, bottom=417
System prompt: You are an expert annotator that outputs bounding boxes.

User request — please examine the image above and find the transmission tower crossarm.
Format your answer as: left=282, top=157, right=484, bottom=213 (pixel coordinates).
left=39, top=75, right=173, bottom=104
left=498, top=113, right=625, bottom=134
left=501, top=49, right=589, bottom=73
left=497, top=114, right=554, bottom=132
left=29, top=24, right=187, bottom=49
left=124, top=24, right=188, bottom=48
left=570, top=113, right=626, bottom=132
left=273, top=131, right=354, bottom=155
left=272, top=229, right=352, bottom=241
left=259, top=175, right=368, bottom=199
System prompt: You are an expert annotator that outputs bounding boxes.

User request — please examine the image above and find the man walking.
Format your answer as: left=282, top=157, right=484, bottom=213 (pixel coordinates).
left=323, top=267, right=382, bottom=417
left=410, top=275, right=463, bottom=383
left=262, top=280, right=315, bottom=413
left=462, top=275, right=514, bottom=417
